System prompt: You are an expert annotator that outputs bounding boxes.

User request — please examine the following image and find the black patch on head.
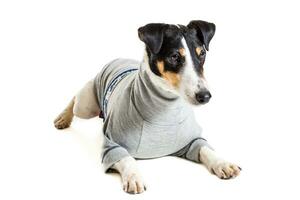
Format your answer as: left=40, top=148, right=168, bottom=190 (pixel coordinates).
left=138, top=24, right=185, bottom=76
left=138, top=23, right=166, bottom=55
left=179, top=25, right=206, bottom=76
left=138, top=20, right=215, bottom=76
left=187, top=20, right=216, bottom=51
left=156, top=25, right=186, bottom=74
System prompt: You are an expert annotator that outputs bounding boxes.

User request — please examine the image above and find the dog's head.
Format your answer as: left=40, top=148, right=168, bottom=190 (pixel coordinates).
left=138, top=20, right=215, bottom=105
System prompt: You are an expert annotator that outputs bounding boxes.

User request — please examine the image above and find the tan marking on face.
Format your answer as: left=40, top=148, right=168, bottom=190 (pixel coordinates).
left=196, top=47, right=202, bottom=56
left=157, top=61, right=181, bottom=88
left=179, top=48, right=186, bottom=56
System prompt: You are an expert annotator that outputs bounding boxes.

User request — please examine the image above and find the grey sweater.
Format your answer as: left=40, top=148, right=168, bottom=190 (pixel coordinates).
left=94, top=59, right=212, bottom=171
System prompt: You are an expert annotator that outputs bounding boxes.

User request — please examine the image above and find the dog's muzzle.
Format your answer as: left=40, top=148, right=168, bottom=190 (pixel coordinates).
left=195, top=90, right=211, bottom=104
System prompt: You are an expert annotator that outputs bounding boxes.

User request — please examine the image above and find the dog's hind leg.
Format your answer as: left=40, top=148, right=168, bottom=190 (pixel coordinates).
left=72, top=80, right=100, bottom=119
left=54, top=80, right=100, bottom=129
left=54, top=97, right=75, bottom=129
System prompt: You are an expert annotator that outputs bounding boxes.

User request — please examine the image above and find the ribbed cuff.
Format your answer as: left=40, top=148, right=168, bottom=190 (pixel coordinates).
left=185, top=138, right=214, bottom=163
left=102, top=146, right=130, bottom=172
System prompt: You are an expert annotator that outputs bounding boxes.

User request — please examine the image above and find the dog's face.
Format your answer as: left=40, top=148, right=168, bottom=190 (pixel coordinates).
left=138, top=20, right=215, bottom=105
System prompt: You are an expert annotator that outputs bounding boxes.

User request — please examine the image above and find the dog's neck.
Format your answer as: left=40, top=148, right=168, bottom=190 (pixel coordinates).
left=132, top=52, right=187, bottom=122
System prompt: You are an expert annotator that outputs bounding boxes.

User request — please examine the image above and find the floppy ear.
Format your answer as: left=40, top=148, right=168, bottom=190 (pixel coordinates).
left=187, top=20, right=216, bottom=51
left=138, top=23, right=166, bottom=54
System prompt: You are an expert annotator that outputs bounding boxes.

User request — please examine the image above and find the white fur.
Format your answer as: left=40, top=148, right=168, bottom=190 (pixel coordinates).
left=179, top=38, right=209, bottom=104
left=199, top=146, right=241, bottom=179
left=112, top=156, right=146, bottom=194
left=73, top=80, right=100, bottom=119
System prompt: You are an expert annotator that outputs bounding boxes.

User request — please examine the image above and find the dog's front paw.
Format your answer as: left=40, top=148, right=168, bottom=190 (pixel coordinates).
left=122, top=172, right=146, bottom=194
left=210, top=161, right=241, bottom=179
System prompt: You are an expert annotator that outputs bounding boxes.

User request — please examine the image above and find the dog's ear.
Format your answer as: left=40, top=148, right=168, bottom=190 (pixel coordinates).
left=187, top=20, right=216, bottom=51
left=138, top=23, right=167, bottom=54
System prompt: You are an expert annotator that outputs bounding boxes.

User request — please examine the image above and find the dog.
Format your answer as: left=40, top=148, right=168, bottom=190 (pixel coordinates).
left=54, top=20, right=241, bottom=194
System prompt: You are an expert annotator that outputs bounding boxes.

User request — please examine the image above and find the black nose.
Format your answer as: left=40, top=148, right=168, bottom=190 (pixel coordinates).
left=195, top=91, right=212, bottom=104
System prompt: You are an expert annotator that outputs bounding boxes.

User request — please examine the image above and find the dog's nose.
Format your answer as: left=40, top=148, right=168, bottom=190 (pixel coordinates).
left=195, top=91, right=211, bottom=104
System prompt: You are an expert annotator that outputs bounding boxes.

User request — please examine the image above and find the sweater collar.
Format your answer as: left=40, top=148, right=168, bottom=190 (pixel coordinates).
left=132, top=57, right=189, bottom=123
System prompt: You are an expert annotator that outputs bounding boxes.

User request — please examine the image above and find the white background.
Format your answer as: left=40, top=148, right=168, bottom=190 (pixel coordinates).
left=1, top=0, right=299, bottom=199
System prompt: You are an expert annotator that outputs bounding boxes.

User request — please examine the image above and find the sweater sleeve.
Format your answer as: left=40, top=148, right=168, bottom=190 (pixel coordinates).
left=102, top=134, right=130, bottom=172
left=185, top=138, right=214, bottom=162
left=172, top=137, right=214, bottom=163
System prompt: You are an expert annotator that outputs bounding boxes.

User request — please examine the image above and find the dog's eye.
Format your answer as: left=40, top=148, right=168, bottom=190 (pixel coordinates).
left=196, top=47, right=206, bottom=57
left=170, top=53, right=180, bottom=63
left=200, top=50, right=206, bottom=56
